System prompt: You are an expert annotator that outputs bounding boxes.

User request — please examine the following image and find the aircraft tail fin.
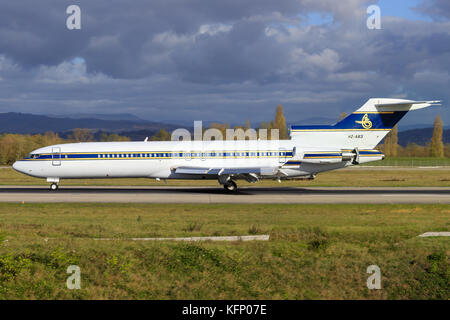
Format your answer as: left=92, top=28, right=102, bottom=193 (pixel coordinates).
left=290, top=99, right=441, bottom=149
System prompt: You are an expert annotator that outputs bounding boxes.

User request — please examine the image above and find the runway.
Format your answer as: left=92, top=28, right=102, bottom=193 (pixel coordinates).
left=0, top=186, right=449, bottom=204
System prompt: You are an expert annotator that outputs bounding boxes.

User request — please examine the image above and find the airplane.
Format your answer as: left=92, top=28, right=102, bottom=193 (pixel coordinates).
left=12, top=98, right=441, bottom=192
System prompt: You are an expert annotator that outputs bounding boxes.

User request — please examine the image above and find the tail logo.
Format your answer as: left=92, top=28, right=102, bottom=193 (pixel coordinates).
left=355, top=113, right=372, bottom=129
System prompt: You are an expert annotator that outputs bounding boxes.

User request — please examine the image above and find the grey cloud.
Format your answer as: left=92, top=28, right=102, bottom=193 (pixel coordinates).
left=0, top=0, right=373, bottom=78
left=414, top=0, right=450, bottom=20
left=171, top=20, right=289, bottom=83
left=0, top=1, right=448, bottom=127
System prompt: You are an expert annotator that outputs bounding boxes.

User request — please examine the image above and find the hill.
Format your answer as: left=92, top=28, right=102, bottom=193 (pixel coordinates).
left=0, top=112, right=180, bottom=137
left=1, top=112, right=448, bottom=145
left=398, top=128, right=450, bottom=146
left=49, top=113, right=145, bottom=122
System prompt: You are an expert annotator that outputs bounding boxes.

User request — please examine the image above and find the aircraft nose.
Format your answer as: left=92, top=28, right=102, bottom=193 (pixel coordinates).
left=12, top=161, right=25, bottom=173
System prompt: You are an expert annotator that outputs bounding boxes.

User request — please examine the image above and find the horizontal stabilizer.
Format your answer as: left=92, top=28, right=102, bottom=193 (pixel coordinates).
left=374, top=100, right=441, bottom=107
left=374, top=100, right=441, bottom=110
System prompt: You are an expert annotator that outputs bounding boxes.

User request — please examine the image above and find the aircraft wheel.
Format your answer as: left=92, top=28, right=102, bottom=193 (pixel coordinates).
left=224, top=181, right=237, bottom=192
left=50, top=183, right=59, bottom=191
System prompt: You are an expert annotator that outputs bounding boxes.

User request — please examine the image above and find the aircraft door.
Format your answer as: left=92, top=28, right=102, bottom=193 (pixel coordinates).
left=52, top=147, right=61, bottom=166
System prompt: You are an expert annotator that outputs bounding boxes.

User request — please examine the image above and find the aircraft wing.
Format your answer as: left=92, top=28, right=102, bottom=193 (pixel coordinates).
left=174, top=166, right=279, bottom=176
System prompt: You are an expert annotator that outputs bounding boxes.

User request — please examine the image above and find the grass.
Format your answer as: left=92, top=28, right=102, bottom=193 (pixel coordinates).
left=361, top=157, right=450, bottom=167
left=0, top=203, right=448, bottom=299
left=1, top=167, right=450, bottom=187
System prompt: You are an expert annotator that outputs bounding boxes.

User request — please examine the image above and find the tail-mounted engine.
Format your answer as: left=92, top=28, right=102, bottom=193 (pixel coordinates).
left=300, top=147, right=383, bottom=165
left=341, top=147, right=360, bottom=165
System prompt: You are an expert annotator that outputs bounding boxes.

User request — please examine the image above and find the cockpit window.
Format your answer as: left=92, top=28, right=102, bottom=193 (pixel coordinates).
left=29, top=154, right=39, bottom=159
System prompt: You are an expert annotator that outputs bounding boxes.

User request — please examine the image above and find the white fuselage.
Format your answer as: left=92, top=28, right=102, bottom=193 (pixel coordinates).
left=12, top=139, right=382, bottom=182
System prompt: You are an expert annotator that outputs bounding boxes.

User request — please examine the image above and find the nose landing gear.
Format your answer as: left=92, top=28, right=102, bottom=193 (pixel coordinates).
left=47, top=177, right=60, bottom=191
left=50, top=183, right=59, bottom=191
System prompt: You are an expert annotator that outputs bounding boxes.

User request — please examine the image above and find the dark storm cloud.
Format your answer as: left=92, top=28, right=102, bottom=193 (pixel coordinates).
left=171, top=20, right=289, bottom=83
left=415, top=0, right=450, bottom=20
left=0, top=0, right=374, bottom=79
left=0, top=0, right=448, bottom=127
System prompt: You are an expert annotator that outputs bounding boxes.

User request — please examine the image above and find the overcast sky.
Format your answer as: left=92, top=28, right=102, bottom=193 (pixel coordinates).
left=0, top=0, right=448, bottom=127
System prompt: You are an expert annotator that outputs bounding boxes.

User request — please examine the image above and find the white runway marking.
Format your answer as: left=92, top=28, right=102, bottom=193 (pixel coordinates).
left=93, top=235, right=270, bottom=242
left=418, top=232, right=450, bottom=237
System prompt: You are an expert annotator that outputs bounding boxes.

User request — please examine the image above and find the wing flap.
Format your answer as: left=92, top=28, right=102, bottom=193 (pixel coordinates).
left=175, top=166, right=278, bottom=176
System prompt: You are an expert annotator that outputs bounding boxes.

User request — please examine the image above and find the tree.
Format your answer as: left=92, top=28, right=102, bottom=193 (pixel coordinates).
left=258, top=121, right=273, bottom=140
left=209, top=123, right=230, bottom=139
left=382, top=134, right=391, bottom=156
left=69, top=128, right=93, bottom=142
left=404, top=142, right=427, bottom=157
left=244, top=120, right=251, bottom=130
left=43, top=131, right=63, bottom=145
left=390, top=125, right=398, bottom=157
left=382, top=125, right=398, bottom=157
left=430, top=115, right=444, bottom=157
left=150, top=129, right=171, bottom=141
left=101, top=133, right=130, bottom=142
left=272, top=104, right=288, bottom=139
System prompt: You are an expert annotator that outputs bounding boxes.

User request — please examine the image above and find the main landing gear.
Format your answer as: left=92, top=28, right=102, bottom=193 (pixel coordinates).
left=218, top=175, right=238, bottom=193
left=223, top=180, right=237, bottom=193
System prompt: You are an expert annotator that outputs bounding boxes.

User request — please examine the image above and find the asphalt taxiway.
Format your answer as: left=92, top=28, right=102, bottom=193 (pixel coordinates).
left=0, top=186, right=449, bottom=204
